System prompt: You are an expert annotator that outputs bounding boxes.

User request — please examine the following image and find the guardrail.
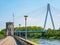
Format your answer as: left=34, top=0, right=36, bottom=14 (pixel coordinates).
left=14, top=36, right=39, bottom=45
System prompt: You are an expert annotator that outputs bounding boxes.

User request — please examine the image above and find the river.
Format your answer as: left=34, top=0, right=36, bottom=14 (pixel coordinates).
left=29, top=39, right=60, bottom=45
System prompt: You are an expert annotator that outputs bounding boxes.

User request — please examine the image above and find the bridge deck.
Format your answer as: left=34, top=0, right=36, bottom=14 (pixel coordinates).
left=0, top=36, right=17, bottom=45
left=0, top=36, right=39, bottom=45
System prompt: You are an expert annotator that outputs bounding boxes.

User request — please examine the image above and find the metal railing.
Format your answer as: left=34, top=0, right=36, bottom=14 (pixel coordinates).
left=14, top=36, right=39, bottom=45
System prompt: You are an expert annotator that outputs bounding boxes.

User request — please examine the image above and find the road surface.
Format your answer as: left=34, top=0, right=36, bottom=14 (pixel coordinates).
left=0, top=36, right=17, bottom=45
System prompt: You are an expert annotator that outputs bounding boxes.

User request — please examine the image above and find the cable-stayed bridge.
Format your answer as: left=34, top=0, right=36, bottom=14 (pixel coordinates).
left=0, top=3, right=59, bottom=45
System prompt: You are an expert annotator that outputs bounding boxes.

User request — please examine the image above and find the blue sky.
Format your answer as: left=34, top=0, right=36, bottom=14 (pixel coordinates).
left=0, top=0, right=60, bottom=30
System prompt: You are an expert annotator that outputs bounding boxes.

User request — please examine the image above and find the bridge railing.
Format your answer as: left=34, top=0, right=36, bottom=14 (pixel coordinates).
left=14, top=36, right=39, bottom=45
left=14, top=30, right=45, bottom=33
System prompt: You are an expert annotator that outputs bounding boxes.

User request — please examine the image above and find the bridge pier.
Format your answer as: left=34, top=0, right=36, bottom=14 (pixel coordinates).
left=18, top=32, right=19, bottom=36
left=42, top=32, right=45, bottom=38
left=16, top=32, right=18, bottom=36
left=19, top=32, right=21, bottom=36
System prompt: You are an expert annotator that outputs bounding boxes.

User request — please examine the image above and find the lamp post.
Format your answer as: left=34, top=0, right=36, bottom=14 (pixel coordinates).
left=19, top=24, right=21, bottom=36
left=13, top=13, right=14, bottom=36
left=19, top=24, right=21, bottom=29
left=24, top=15, right=28, bottom=40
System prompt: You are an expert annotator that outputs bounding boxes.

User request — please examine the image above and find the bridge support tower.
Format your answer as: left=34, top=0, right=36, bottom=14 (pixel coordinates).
left=6, top=22, right=14, bottom=36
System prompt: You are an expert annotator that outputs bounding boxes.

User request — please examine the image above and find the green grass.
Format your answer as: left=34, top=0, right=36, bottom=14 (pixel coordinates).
left=28, top=39, right=38, bottom=43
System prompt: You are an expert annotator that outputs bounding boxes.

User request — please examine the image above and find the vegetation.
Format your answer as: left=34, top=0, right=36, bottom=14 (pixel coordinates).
left=44, top=29, right=60, bottom=39
left=29, top=39, right=38, bottom=43
left=14, top=26, right=60, bottom=39
left=0, top=29, right=6, bottom=38
left=14, top=26, right=43, bottom=30
left=0, top=26, right=60, bottom=39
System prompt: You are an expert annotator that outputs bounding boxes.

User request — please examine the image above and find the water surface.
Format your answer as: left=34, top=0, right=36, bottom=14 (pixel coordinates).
left=29, top=39, right=60, bottom=45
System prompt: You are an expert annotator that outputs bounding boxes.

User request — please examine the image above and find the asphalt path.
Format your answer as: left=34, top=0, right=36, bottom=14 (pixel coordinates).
left=0, top=36, right=17, bottom=45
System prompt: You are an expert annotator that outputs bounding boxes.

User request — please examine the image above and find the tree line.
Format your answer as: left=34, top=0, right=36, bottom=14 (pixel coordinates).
left=0, top=26, right=60, bottom=39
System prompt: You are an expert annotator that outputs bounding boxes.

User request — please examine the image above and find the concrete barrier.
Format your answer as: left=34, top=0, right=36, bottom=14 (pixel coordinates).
left=14, top=36, right=39, bottom=45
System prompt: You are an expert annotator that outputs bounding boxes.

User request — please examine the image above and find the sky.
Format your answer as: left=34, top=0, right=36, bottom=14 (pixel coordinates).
left=0, top=0, right=60, bottom=30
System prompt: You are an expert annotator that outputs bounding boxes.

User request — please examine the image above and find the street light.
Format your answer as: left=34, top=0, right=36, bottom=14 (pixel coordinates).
left=19, top=24, right=21, bottom=36
left=24, top=15, right=28, bottom=40
left=19, top=24, right=21, bottom=29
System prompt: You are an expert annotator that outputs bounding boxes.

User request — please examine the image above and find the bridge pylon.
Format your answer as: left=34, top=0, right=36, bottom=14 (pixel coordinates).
left=44, top=3, right=55, bottom=30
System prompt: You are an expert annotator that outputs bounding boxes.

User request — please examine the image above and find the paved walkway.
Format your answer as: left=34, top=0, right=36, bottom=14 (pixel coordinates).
left=0, top=36, right=17, bottom=45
